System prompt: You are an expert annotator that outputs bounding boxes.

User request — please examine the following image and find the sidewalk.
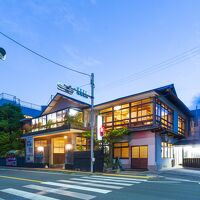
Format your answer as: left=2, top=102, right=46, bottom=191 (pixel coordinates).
left=154, top=166, right=200, bottom=181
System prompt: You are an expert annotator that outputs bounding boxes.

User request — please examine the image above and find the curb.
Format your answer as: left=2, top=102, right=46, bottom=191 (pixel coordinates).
left=0, top=166, right=153, bottom=179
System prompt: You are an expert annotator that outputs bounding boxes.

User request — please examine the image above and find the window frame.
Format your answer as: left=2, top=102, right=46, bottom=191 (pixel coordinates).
left=113, top=142, right=129, bottom=159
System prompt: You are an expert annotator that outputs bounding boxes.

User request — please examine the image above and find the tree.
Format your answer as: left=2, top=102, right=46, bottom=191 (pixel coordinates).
left=0, top=104, right=24, bottom=157
left=103, top=127, right=129, bottom=168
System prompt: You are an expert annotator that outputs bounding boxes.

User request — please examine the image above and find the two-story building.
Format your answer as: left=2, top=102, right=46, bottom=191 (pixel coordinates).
left=22, top=93, right=91, bottom=166
left=95, top=84, right=191, bottom=170
left=22, top=84, right=191, bottom=170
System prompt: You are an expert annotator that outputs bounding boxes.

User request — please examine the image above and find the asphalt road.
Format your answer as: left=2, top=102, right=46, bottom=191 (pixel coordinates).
left=0, top=168, right=200, bottom=200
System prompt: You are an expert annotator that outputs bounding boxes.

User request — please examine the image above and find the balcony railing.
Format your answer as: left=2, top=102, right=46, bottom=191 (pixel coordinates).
left=23, top=120, right=87, bottom=135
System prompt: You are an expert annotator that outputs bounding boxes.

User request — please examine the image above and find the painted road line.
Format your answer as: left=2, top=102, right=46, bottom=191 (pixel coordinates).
left=147, top=180, right=181, bottom=184
left=82, top=176, right=140, bottom=184
left=24, top=185, right=95, bottom=200
left=103, top=173, right=151, bottom=179
left=91, top=175, right=148, bottom=182
left=58, top=180, right=123, bottom=189
left=165, top=177, right=199, bottom=183
left=1, top=188, right=58, bottom=200
left=71, top=178, right=133, bottom=186
left=41, top=182, right=111, bottom=194
left=0, top=175, right=41, bottom=183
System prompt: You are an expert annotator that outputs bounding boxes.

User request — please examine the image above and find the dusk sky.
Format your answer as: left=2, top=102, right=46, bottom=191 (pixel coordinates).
left=0, top=0, right=200, bottom=109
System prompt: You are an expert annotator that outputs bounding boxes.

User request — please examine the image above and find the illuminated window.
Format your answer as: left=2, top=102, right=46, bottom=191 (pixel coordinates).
left=53, top=137, right=65, bottom=153
left=130, top=98, right=153, bottom=126
left=132, top=146, right=148, bottom=158
left=100, top=107, right=113, bottom=128
left=178, top=115, right=185, bottom=135
left=140, top=146, right=148, bottom=158
left=35, top=140, right=47, bottom=148
left=161, top=142, right=173, bottom=158
left=132, top=146, right=139, bottom=158
left=76, top=136, right=87, bottom=151
left=113, top=142, right=129, bottom=159
left=156, top=99, right=173, bottom=130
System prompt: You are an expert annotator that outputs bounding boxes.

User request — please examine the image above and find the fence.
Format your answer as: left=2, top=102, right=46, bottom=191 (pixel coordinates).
left=65, top=150, right=104, bottom=172
left=0, top=93, right=42, bottom=111
left=0, top=157, right=48, bottom=168
left=183, top=158, right=200, bottom=168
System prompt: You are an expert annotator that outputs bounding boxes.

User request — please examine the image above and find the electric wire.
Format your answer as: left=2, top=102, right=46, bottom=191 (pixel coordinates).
left=97, top=46, right=200, bottom=90
left=0, top=31, right=90, bottom=77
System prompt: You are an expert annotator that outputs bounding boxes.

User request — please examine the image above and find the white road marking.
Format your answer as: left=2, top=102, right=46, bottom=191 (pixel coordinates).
left=0, top=168, right=81, bottom=176
left=82, top=176, right=140, bottom=184
left=147, top=181, right=181, bottom=184
left=58, top=180, right=123, bottom=189
left=42, top=181, right=111, bottom=194
left=91, top=175, right=148, bottom=182
left=1, top=188, right=58, bottom=200
left=24, top=185, right=95, bottom=200
left=71, top=178, right=133, bottom=186
left=165, top=177, right=200, bottom=183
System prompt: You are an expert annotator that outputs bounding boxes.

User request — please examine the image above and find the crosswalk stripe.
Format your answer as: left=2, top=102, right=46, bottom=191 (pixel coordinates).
left=1, top=188, right=58, bottom=200
left=83, top=176, right=143, bottom=183
left=24, top=185, right=95, bottom=200
left=58, top=180, right=123, bottom=189
left=82, top=177, right=137, bottom=184
left=71, top=178, right=133, bottom=186
left=41, top=182, right=111, bottom=194
left=91, top=175, right=148, bottom=182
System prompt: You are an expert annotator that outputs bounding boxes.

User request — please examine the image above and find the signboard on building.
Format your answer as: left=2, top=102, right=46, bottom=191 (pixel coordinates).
left=26, top=136, right=34, bottom=163
left=97, top=115, right=103, bottom=140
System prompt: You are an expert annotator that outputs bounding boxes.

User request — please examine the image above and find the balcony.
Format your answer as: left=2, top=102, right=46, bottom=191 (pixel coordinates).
left=23, top=120, right=88, bottom=136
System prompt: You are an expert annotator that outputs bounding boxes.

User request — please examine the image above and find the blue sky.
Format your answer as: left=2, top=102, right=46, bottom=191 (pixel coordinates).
left=0, top=0, right=200, bottom=109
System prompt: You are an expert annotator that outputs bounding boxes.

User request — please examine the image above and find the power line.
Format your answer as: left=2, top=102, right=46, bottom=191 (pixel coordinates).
left=0, top=31, right=90, bottom=77
left=97, top=45, right=200, bottom=90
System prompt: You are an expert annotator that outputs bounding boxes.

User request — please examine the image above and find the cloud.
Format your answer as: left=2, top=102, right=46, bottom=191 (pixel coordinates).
left=64, top=46, right=101, bottom=68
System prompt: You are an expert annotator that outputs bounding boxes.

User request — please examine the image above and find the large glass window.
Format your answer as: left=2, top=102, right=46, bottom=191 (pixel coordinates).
left=100, top=107, right=113, bottom=128
left=178, top=115, right=185, bottom=135
left=76, top=136, right=87, bottom=151
left=113, top=142, right=129, bottom=159
left=161, top=142, right=173, bottom=158
left=156, top=99, right=173, bottom=130
left=114, top=104, right=129, bottom=127
left=130, top=98, right=153, bottom=126
left=31, top=108, right=83, bottom=132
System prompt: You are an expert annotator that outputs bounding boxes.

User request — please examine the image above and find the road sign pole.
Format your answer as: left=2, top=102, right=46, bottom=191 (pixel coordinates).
left=90, top=73, right=95, bottom=173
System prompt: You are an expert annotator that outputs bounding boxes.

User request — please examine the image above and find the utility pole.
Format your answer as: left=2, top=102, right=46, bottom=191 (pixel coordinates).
left=57, top=73, right=95, bottom=173
left=90, top=73, right=95, bottom=173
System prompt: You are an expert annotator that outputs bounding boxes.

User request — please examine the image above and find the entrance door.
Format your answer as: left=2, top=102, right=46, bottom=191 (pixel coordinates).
left=52, top=137, right=65, bottom=165
left=131, top=145, right=148, bottom=169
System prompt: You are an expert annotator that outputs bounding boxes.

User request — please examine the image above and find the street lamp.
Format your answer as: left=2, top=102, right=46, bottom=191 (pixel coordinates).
left=0, top=47, right=6, bottom=60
